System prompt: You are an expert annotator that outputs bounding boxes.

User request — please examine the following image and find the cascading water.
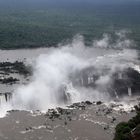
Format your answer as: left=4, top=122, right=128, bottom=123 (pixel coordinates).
left=0, top=93, right=12, bottom=105
left=128, top=87, right=132, bottom=97
left=0, top=31, right=140, bottom=116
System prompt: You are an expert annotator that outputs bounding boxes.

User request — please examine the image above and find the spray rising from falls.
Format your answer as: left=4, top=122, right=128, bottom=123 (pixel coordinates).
left=6, top=31, right=140, bottom=112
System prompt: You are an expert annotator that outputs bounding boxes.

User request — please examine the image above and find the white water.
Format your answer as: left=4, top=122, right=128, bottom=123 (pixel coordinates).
left=0, top=31, right=140, bottom=117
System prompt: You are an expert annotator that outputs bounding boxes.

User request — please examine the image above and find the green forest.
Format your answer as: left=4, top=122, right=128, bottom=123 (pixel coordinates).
left=0, top=2, right=140, bottom=49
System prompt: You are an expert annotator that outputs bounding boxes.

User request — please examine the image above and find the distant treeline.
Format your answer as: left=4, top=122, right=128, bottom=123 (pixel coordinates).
left=0, top=2, right=140, bottom=49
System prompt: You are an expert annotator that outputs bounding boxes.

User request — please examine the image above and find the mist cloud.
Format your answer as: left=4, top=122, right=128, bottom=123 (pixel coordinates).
left=9, top=31, right=139, bottom=112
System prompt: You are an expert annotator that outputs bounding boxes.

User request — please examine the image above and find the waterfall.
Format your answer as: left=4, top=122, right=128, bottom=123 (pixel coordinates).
left=0, top=93, right=12, bottom=106
left=118, top=73, right=122, bottom=79
left=128, top=87, right=132, bottom=96
left=88, top=76, right=94, bottom=85
left=0, top=95, right=7, bottom=105
left=88, top=77, right=91, bottom=84
left=114, top=91, right=119, bottom=99
left=63, top=83, right=80, bottom=104
left=80, top=78, right=84, bottom=86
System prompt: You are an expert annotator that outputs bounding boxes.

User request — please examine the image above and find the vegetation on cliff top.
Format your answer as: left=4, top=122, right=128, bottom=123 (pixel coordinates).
left=114, top=104, right=140, bottom=140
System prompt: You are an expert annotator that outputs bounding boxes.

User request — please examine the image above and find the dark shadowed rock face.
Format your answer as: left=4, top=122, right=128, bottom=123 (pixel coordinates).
left=68, top=66, right=140, bottom=99
left=110, top=68, right=140, bottom=98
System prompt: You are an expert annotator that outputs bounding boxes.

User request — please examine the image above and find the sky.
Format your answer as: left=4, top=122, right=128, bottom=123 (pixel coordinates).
left=0, top=0, right=139, bottom=7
